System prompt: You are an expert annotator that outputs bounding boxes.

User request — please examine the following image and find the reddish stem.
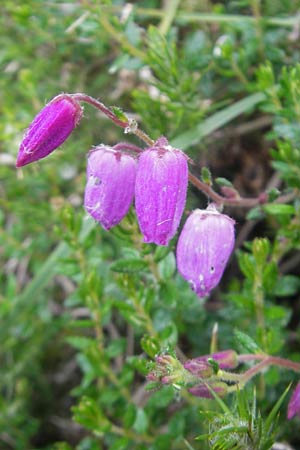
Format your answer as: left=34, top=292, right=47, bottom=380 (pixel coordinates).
left=113, top=142, right=144, bottom=153
left=72, top=93, right=129, bottom=128
left=188, top=172, right=296, bottom=208
left=238, top=354, right=300, bottom=384
left=72, top=93, right=296, bottom=208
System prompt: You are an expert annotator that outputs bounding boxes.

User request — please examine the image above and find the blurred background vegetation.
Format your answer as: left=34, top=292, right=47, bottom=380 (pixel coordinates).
left=1, top=0, right=300, bottom=449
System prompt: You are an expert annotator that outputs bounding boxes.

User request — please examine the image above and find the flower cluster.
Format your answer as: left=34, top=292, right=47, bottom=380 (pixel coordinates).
left=16, top=94, right=236, bottom=297
left=147, top=350, right=239, bottom=399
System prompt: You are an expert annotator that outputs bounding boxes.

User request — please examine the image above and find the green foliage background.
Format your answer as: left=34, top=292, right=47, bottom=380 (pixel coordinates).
left=1, top=1, right=300, bottom=449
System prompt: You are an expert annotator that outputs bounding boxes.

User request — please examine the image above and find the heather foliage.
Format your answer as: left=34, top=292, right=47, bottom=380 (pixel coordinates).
left=1, top=1, right=300, bottom=449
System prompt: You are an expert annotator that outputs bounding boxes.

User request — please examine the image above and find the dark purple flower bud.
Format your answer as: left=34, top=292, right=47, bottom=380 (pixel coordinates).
left=16, top=94, right=82, bottom=167
left=135, top=137, right=188, bottom=246
left=188, top=382, right=228, bottom=399
left=184, top=350, right=238, bottom=373
left=84, top=145, right=137, bottom=230
left=287, top=382, right=300, bottom=420
left=176, top=205, right=235, bottom=297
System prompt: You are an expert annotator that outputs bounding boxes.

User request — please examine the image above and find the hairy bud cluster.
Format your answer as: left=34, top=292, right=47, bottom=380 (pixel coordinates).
left=148, top=350, right=239, bottom=399
left=16, top=95, right=235, bottom=297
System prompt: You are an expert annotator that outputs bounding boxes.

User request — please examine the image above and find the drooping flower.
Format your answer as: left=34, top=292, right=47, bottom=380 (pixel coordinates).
left=16, top=94, right=82, bottom=167
left=287, top=382, right=300, bottom=420
left=84, top=145, right=137, bottom=230
left=176, top=205, right=235, bottom=297
left=135, top=137, right=188, bottom=246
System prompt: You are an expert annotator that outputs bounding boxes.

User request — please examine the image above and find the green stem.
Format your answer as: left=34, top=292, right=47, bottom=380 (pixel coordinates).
left=250, top=0, right=265, bottom=59
left=100, top=5, right=300, bottom=28
left=98, top=12, right=145, bottom=61
left=159, top=0, right=181, bottom=35
left=253, top=271, right=267, bottom=350
left=111, top=423, right=154, bottom=444
left=230, top=56, right=248, bottom=86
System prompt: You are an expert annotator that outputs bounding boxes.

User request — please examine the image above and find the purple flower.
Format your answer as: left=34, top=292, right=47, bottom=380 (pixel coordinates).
left=188, top=382, right=228, bottom=399
left=176, top=205, right=235, bottom=297
left=16, top=94, right=82, bottom=167
left=184, top=350, right=238, bottom=374
left=287, top=382, right=300, bottom=420
left=135, top=137, right=188, bottom=246
left=183, top=359, right=213, bottom=378
left=84, top=145, right=137, bottom=230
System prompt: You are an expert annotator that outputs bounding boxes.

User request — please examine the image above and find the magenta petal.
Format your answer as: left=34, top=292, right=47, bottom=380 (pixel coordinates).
left=84, top=146, right=137, bottom=230
left=184, top=350, right=238, bottom=373
left=287, top=382, right=300, bottom=420
left=188, top=382, right=227, bottom=398
left=176, top=206, right=235, bottom=297
left=135, top=137, right=188, bottom=246
left=16, top=94, right=82, bottom=167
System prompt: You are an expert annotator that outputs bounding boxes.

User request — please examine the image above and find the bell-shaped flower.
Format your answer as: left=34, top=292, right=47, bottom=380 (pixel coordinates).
left=287, top=382, right=300, bottom=420
left=16, top=94, right=82, bottom=167
left=84, top=145, right=137, bottom=230
left=176, top=205, right=235, bottom=297
left=135, top=137, right=188, bottom=246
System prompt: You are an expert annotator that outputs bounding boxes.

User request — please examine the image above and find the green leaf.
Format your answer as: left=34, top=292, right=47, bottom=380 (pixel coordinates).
left=234, top=329, right=263, bottom=354
left=133, top=408, right=149, bottom=434
left=151, top=434, right=173, bottom=450
left=263, top=203, right=295, bottom=216
left=201, top=166, right=212, bottom=185
left=265, top=384, right=291, bottom=432
left=274, top=275, right=300, bottom=297
left=171, top=92, right=266, bottom=149
left=158, top=252, right=176, bottom=279
left=110, top=258, right=148, bottom=273
left=154, top=246, right=171, bottom=263
left=65, top=336, right=94, bottom=351
left=111, top=105, right=128, bottom=122
left=72, top=396, right=111, bottom=433
left=123, top=403, right=137, bottom=429
left=237, top=251, right=255, bottom=280
left=262, top=262, right=278, bottom=292
left=246, top=207, right=265, bottom=221
left=110, top=437, right=130, bottom=450
left=106, top=338, right=127, bottom=358
left=140, top=335, right=160, bottom=358
left=252, top=238, right=270, bottom=266
left=215, top=177, right=233, bottom=187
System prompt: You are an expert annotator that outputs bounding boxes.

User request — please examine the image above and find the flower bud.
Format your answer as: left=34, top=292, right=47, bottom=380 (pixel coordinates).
left=287, top=382, right=300, bottom=420
left=84, top=145, right=136, bottom=230
left=183, top=359, right=214, bottom=378
left=135, top=137, right=188, bottom=246
left=185, top=350, right=238, bottom=373
left=188, top=382, right=228, bottom=399
left=16, top=94, right=82, bottom=167
left=176, top=205, right=235, bottom=297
